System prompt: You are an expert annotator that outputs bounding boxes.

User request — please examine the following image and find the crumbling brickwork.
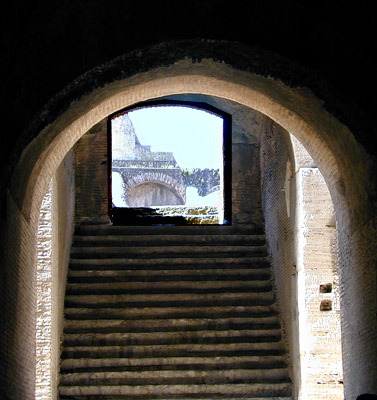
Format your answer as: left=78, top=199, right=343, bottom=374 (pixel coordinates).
left=36, top=182, right=53, bottom=400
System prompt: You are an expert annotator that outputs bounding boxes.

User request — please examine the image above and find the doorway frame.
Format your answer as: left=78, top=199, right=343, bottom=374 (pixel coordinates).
left=107, top=99, right=232, bottom=225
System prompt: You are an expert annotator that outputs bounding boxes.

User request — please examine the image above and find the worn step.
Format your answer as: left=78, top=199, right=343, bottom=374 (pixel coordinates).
left=65, top=280, right=272, bottom=295
left=60, top=396, right=291, bottom=400
left=73, top=234, right=266, bottom=247
left=63, top=329, right=282, bottom=347
left=65, top=293, right=276, bottom=308
left=64, top=306, right=280, bottom=321
left=59, top=382, right=292, bottom=398
left=64, top=316, right=281, bottom=334
left=59, top=368, right=290, bottom=386
left=69, top=256, right=271, bottom=271
left=60, top=395, right=291, bottom=400
left=67, top=268, right=271, bottom=283
left=61, top=342, right=285, bottom=359
left=60, top=224, right=291, bottom=399
left=60, top=355, right=288, bottom=373
left=59, top=396, right=293, bottom=400
left=70, top=245, right=268, bottom=259
left=75, top=224, right=262, bottom=236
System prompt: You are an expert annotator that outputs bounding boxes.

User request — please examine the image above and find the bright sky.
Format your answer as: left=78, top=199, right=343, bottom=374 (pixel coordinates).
left=127, top=106, right=223, bottom=169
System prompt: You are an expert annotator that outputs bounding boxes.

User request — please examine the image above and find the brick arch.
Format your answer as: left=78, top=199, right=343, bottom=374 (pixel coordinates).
left=5, top=41, right=377, bottom=399
left=122, top=171, right=186, bottom=205
left=13, top=63, right=348, bottom=221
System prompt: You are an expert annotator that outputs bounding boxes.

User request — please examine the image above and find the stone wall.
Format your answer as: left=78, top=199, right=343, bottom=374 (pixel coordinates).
left=337, top=216, right=377, bottom=397
left=296, top=167, right=343, bottom=399
left=36, top=182, right=53, bottom=400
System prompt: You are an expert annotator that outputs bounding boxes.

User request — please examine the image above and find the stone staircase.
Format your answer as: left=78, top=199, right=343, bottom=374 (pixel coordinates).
left=59, top=224, right=292, bottom=399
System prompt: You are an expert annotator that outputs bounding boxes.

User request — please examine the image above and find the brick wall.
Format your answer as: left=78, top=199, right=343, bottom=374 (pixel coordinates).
left=1, top=193, right=38, bottom=400
left=261, top=122, right=344, bottom=399
left=296, top=167, right=343, bottom=399
left=337, top=216, right=377, bottom=396
left=52, top=150, right=75, bottom=399
left=260, top=118, right=295, bottom=383
left=74, top=119, right=109, bottom=225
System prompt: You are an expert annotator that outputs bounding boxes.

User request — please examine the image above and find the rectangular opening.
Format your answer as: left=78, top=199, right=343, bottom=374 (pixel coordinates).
left=109, top=100, right=231, bottom=225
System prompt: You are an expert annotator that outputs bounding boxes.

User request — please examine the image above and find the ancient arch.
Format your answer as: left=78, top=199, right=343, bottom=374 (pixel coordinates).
left=4, top=42, right=377, bottom=399
left=121, top=172, right=186, bottom=207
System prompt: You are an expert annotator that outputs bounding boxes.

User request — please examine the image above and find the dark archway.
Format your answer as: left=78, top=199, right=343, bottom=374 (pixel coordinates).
left=2, top=40, right=377, bottom=400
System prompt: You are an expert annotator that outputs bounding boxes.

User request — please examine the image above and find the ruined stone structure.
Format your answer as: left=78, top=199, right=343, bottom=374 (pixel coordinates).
left=1, top=2, right=377, bottom=400
left=111, top=114, right=186, bottom=207
left=182, top=168, right=220, bottom=197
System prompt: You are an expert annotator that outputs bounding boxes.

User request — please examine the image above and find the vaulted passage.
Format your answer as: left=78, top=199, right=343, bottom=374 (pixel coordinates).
left=57, top=95, right=294, bottom=399
left=36, top=91, right=344, bottom=399
left=5, top=41, right=376, bottom=400
left=59, top=224, right=292, bottom=399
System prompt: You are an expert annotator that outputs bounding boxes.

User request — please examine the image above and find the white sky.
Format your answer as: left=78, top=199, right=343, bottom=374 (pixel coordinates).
left=128, top=106, right=223, bottom=169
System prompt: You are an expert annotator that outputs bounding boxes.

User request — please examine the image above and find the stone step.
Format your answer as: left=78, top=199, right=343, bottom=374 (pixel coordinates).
left=65, top=293, right=277, bottom=309
left=63, top=329, right=282, bottom=347
left=70, top=245, right=268, bottom=259
left=64, top=306, right=280, bottom=321
left=69, top=256, right=271, bottom=270
left=60, top=224, right=292, bottom=399
left=64, top=316, right=281, bottom=334
left=61, top=342, right=285, bottom=359
left=60, top=397, right=291, bottom=400
left=59, top=368, right=290, bottom=386
left=65, top=280, right=273, bottom=295
left=60, top=396, right=291, bottom=400
left=60, top=395, right=292, bottom=400
left=73, top=234, right=266, bottom=247
left=67, top=268, right=271, bottom=283
left=59, top=382, right=292, bottom=398
left=60, top=355, right=288, bottom=373
left=75, top=224, right=262, bottom=236
left=59, top=396, right=292, bottom=400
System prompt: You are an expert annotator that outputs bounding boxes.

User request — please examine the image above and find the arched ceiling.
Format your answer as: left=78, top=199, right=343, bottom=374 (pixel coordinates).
left=9, top=54, right=375, bottom=233
left=1, top=1, right=376, bottom=180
